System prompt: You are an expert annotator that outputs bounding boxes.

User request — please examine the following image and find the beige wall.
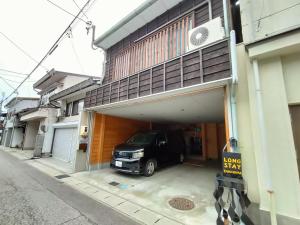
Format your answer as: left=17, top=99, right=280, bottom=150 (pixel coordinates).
left=235, top=44, right=260, bottom=203
left=240, top=0, right=300, bottom=44
left=236, top=42, right=300, bottom=219
left=282, top=52, right=300, bottom=104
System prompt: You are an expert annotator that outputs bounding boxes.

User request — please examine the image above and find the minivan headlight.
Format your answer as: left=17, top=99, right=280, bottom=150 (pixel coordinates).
left=132, top=149, right=144, bottom=159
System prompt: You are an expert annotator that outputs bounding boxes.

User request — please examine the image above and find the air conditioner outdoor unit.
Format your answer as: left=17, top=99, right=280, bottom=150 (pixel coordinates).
left=188, top=17, right=225, bottom=51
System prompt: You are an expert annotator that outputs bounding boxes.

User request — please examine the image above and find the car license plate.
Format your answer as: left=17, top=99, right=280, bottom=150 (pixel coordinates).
left=115, top=161, right=122, bottom=167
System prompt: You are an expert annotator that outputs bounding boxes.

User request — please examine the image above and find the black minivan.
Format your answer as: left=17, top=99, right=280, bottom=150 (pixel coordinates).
left=110, top=130, right=185, bottom=176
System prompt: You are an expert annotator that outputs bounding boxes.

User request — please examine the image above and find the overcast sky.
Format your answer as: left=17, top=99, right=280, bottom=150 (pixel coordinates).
left=0, top=0, right=146, bottom=108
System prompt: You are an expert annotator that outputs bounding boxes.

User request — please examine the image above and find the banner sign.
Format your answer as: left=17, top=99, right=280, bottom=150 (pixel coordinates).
left=223, top=152, right=242, bottom=178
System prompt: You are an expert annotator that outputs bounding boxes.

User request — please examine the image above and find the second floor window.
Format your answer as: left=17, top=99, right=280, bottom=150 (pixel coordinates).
left=72, top=100, right=79, bottom=116
left=65, top=102, right=72, bottom=117
left=113, top=14, right=193, bottom=81
left=65, top=100, right=84, bottom=117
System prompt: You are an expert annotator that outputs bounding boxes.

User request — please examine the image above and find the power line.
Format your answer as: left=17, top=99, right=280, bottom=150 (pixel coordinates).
left=0, top=32, right=48, bottom=71
left=0, top=77, right=16, bottom=90
left=0, top=72, right=29, bottom=79
left=69, top=37, right=85, bottom=73
left=0, top=76, right=36, bottom=83
left=0, top=68, right=28, bottom=76
left=72, top=0, right=89, bottom=20
left=46, top=0, right=88, bottom=24
left=0, top=0, right=93, bottom=105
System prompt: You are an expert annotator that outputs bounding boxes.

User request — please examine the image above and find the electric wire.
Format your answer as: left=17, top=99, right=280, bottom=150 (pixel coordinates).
left=0, top=68, right=28, bottom=76
left=0, top=76, right=36, bottom=83
left=46, top=0, right=88, bottom=24
left=69, top=37, right=85, bottom=74
left=72, top=0, right=89, bottom=20
left=0, top=0, right=93, bottom=105
left=0, top=32, right=48, bottom=71
left=0, top=77, right=16, bottom=90
left=0, top=72, right=29, bottom=79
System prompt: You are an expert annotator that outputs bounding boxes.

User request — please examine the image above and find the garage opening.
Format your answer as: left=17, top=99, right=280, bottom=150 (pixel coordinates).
left=87, top=87, right=228, bottom=224
left=152, top=122, right=225, bottom=167
left=90, top=87, right=227, bottom=170
left=52, top=127, right=78, bottom=163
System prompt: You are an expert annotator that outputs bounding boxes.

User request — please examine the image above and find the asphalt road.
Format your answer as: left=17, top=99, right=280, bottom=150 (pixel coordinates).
left=0, top=150, right=138, bottom=225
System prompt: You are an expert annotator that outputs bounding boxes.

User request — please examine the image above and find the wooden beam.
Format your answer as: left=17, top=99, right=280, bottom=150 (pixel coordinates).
left=150, top=68, right=153, bottom=94
left=180, top=56, right=183, bottom=87
left=163, top=63, right=166, bottom=91
left=199, top=49, right=204, bottom=83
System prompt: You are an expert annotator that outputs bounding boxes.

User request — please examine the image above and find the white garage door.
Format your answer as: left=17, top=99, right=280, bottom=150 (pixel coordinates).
left=52, top=128, right=77, bottom=163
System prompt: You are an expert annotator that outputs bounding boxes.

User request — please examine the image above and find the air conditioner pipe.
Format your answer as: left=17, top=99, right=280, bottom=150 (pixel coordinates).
left=252, top=59, right=277, bottom=225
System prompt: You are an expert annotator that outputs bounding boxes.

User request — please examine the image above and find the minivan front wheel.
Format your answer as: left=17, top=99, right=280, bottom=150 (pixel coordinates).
left=143, top=159, right=156, bottom=177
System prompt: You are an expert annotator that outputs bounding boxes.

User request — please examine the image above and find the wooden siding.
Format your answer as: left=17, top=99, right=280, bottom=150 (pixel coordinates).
left=89, top=114, right=150, bottom=164
left=103, top=0, right=226, bottom=84
left=84, top=40, right=231, bottom=109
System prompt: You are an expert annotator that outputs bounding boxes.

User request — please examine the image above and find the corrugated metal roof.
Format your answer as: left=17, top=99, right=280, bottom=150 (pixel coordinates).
left=94, top=0, right=184, bottom=49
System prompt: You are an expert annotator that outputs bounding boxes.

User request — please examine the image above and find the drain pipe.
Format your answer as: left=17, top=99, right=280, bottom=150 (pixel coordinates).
left=252, top=60, right=277, bottom=225
left=229, top=30, right=238, bottom=151
left=86, top=111, right=93, bottom=171
left=90, top=24, right=106, bottom=82
left=223, top=0, right=230, bottom=37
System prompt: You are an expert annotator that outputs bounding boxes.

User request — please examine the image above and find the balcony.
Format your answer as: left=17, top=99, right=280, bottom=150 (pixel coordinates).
left=84, top=39, right=231, bottom=109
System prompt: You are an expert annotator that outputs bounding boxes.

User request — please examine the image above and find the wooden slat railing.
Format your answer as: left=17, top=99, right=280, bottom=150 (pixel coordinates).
left=84, top=39, right=231, bottom=109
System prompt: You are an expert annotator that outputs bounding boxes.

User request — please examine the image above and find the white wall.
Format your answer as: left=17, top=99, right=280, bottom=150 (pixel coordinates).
left=55, top=76, right=88, bottom=93
left=240, top=0, right=300, bottom=44
left=237, top=43, right=300, bottom=220
left=23, top=121, right=39, bottom=149
left=7, top=99, right=39, bottom=114
left=41, top=108, right=58, bottom=154
left=10, top=128, right=24, bottom=148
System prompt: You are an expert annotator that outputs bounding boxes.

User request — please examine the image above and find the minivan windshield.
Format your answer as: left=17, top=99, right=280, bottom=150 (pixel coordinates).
left=127, top=132, right=157, bottom=145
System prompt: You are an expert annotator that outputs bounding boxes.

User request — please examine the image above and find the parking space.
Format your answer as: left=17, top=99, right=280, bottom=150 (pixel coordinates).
left=74, top=163, right=220, bottom=225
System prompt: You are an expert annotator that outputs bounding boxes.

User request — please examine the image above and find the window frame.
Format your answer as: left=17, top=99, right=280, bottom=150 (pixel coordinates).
left=71, top=100, right=79, bottom=116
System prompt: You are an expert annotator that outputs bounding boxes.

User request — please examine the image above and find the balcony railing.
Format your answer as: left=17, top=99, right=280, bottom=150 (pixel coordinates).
left=84, top=39, right=231, bottom=109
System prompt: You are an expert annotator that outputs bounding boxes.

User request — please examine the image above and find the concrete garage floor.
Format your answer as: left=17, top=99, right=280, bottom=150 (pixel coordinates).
left=73, top=163, right=221, bottom=225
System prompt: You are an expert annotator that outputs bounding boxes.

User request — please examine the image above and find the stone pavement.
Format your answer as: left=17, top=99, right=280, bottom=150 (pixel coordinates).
left=0, top=146, right=184, bottom=225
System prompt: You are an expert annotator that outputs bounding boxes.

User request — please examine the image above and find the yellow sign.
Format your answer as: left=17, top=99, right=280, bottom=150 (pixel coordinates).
left=223, top=152, right=242, bottom=177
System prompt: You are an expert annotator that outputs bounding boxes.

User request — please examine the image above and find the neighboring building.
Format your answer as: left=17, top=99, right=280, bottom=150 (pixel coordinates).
left=0, top=112, right=7, bottom=143
left=1, top=97, right=39, bottom=148
left=47, top=77, right=100, bottom=172
left=20, top=69, right=100, bottom=172
left=234, top=0, right=300, bottom=224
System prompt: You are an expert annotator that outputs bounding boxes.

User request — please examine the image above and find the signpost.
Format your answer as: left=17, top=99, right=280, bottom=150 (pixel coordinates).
left=214, top=139, right=254, bottom=225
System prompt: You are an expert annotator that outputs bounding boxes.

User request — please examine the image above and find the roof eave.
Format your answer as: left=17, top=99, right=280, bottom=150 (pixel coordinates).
left=94, top=0, right=159, bottom=49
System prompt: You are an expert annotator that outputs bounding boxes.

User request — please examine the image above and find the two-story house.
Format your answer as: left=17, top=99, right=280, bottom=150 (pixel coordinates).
left=84, top=0, right=237, bottom=171
left=20, top=69, right=99, bottom=172
left=1, top=97, right=39, bottom=148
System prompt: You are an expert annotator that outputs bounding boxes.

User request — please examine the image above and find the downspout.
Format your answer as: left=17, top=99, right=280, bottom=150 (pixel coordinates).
left=229, top=30, right=238, bottom=151
left=86, top=111, right=93, bottom=171
left=90, top=25, right=106, bottom=82
left=252, top=60, right=277, bottom=225
left=222, top=0, right=230, bottom=37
